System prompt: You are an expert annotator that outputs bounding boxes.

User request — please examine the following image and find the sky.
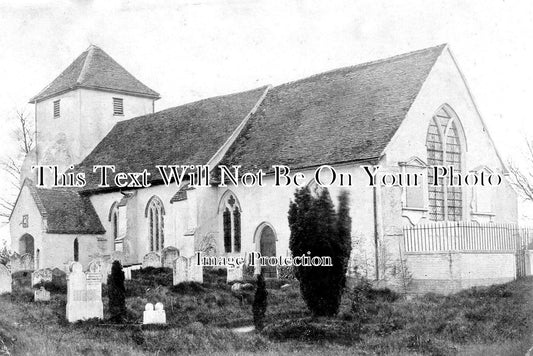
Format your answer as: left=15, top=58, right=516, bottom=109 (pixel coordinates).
left=0, top=0, right=532, bottom=229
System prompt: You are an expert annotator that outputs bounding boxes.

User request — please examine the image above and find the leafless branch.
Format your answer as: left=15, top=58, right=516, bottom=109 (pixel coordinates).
left=0, top=107, right=35, bottom=222
left=508, top=138, right=533, bottom=202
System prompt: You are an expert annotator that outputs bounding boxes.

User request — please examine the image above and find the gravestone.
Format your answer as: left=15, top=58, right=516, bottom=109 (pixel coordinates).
left=142, top=252, right=162, bottom=268
left=173, top=256, right=189, bottom=285
left=143, top=302, right=166, bottom=324
left=87, top=259, right=103, bottom=274
left=161, top=247, right=180, bottom=268
left=52, top=268, right=67, bottom=285
left=66, top=262, right=103, bottom=322
left=20, top=253, right=34, bottom=271
left=227, top=265, right=243, bottom=283
left=189, top=257, right=203, bottom=283
left=173, top=256, right=203, bottom=285
left=31, top=268, right=53, bottom=286
left=34, top=286, right=50, bottom=301
left=7, top=253, right=22, bottom=273
left=0, top=264, right=12, bottom=294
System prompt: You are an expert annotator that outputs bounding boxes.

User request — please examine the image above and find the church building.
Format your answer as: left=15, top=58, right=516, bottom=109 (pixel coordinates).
left=9, top=44, right=519, bottom=290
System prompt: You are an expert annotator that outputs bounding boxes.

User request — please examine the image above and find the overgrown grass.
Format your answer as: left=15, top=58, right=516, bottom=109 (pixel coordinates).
left=1, top=269, right=533, bottom=355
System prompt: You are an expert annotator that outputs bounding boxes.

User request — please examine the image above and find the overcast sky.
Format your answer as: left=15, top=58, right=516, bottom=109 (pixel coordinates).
left=1, top=0, right=532, bottom=225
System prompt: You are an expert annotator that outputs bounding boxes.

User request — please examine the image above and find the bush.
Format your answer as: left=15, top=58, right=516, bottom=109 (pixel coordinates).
left=253, top=274, right=268, bottom=331
left=107, top=261, right=126, bottom=323
left=288, top=187, right=352, bottom=316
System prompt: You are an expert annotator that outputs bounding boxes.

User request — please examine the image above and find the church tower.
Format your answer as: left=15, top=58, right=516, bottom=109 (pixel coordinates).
left=23, top=45, right=160, bottom=180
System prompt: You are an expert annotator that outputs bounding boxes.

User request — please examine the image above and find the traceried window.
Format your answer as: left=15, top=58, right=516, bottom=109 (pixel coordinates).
left=219, top=192, right=242, bottom=253
left=145, top=196, right=165, bottom=251
left=426, top=105, right=464, bottom=221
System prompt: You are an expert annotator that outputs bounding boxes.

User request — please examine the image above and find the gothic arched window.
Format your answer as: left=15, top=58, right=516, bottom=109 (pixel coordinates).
left=145, top=196, right=165, bottom=252
left=426, top=105, right=464, bottom=221
left=219, top=191, right=242, bottom=253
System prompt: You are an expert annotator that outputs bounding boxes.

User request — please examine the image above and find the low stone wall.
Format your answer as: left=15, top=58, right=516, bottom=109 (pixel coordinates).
left=405, top=251, right=517, bottom=294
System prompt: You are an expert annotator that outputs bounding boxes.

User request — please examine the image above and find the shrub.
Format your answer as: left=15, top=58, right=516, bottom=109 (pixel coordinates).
left=288, top=187, right=352, bottom=316
left=253, top=274, right=268, bottom=331
left=107, top=260, right=127, bottom=323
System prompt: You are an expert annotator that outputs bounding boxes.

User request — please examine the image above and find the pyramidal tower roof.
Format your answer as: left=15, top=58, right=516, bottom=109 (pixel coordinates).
left=30, top=45, right=160, bottom=102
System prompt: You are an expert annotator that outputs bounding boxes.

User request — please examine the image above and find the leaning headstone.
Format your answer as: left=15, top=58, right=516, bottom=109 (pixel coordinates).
left=31, top=268, right=53, bottom=286
left=142, top=252, right=162, bottom=268
left=66, top=262, right=103, bottom=322
left=0, top=264, right=12, bottom=294
left=161, top=247, right=179, bottom=268
left=143, top=302, right=166, bottom=324
left=34, top=286, right=50, bottom=301
left=20, top=253, right=34, bottom=271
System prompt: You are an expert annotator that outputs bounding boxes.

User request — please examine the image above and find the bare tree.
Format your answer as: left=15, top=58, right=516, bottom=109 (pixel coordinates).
left=0, top=109, right=35, bottom=221
left=508, top=138, right=533, bottom=202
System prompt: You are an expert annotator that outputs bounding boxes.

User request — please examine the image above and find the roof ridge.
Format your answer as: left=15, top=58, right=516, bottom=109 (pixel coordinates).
left=76, top=45, right=95, bottom=85
left=115, top=85, right=270, bottom=126
left=26, top=180, right=48, bottom=218
left=274, top=43, right=447, bottom=89
left=29, top=45, right=159, bottom=102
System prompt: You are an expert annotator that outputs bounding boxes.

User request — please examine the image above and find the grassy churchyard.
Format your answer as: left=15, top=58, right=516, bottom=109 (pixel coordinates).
left=1, top=268, right=533, bottom=356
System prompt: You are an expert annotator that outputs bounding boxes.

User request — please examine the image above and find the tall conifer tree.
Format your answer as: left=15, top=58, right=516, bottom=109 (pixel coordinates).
left=288, top=186, right=352, bottom=316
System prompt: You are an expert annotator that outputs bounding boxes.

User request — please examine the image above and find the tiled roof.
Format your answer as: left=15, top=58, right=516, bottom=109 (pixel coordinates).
left=219, top=44, right=446, bottom=172
left=77, top=86, right=269, bottom=191
left=25, top=181, right=105, bottom=234
left=30, top=45, right=159, bottom=102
